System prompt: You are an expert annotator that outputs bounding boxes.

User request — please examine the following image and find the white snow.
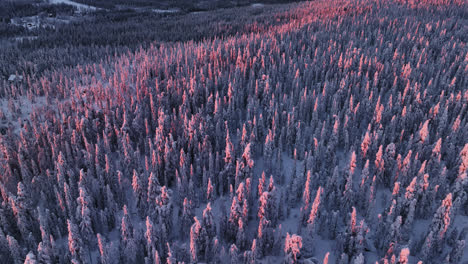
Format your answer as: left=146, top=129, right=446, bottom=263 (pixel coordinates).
left=13, top=36, right=39, bottom=42
left=152, top=9, right=180, bottom=14
left=48, top=0, right=99, bottom=11
left=8, top=75, right=17, bottom=82
left=190, top=11, right=207, bottom=15
left=251, top=3, right=265, bottom=8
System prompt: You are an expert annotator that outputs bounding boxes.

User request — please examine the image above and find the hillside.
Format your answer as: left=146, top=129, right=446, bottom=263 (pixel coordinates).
left=0, top=0, right=467, bottom=263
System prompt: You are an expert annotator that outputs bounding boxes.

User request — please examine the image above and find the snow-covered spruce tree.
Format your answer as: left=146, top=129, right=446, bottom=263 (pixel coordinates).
left=7, top=235, right=23, bottom=264
left=421, top=193, right=454, bottom=260
left=147, top=172, right=161, bottom=215
left=179, top=197, right=194, bottom=239
left=337, top=207, right=368, bottom=262
left=97, top=233, right=119, bottom=264
left=190, top=217, right=203, bottom=263
left=444, top=239, right=465, bottom=264
left=67, top=219, right=89, bottom=264
left=283, top=233, right=302, bottom=264
left=303, top=186, right=324, bottom=257
left=299, top=171, right=313, bottom=227
left=229, top=243, right=240, bottom=264
left=256, top=175, right=278, bottom=256
left=76, top=186, right=93, bottom=245
left=120, top=205, right=137, bottom=263
left=132, top=169, right=146, bottom=216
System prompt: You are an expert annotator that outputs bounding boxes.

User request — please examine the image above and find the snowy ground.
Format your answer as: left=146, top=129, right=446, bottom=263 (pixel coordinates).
left=0, top=96, right=46, bottom=134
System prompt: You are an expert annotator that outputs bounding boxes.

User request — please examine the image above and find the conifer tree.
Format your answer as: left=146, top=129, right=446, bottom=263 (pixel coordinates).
left=77, top=186, right=93, bottom=244
left=203, top=202, right=216, bottom=239
left=284, top=233, right=302, bottom=264
left=180, top=198, right=194, bottom=238
left=67, top=219, right=88, bottom=264
left=7, top=235, right=23, bottom=264
left=229, top=244, right=239, bottom=264
left=24, top=252, right=38, bottom=264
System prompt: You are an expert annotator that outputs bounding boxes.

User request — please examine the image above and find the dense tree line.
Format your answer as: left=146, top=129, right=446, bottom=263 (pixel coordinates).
left=0, top=1, right=76, bottom=38
left=71, top=0, right=303, bottom=11
left=0, top=2, right=298, bottom=86
left=0, top=1, right=76, bottom=20
left=0, top=0, right=467, bottom=263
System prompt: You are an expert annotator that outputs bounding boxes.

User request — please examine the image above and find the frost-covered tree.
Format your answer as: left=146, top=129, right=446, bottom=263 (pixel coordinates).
left=203, top=203, right=216, bottom=239
left=67, top=219, right=89, bottom=263
left=284, top=233, right=302, bottom=264
left=76, top=186, right=93, bottom=244
left=190, top=217, right=202, bottom=263
left=8, top=235, right=23, bottom=264
left=180, top=198, right=194, bottom=238
left=24, top=252, right=37, bottom=264
left=120, top=206, right=137, bottom=263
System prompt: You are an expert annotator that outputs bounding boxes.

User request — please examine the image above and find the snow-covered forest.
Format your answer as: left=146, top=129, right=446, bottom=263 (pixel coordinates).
left=0, top=0, right=467, bottom=263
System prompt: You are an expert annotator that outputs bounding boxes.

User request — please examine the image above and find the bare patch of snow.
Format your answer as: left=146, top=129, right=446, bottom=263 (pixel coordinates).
left=190, top=11, right=207, bottom=15
left=251, top=3, right=265, bottom=8
left=152, top=8, right=180, bottom=14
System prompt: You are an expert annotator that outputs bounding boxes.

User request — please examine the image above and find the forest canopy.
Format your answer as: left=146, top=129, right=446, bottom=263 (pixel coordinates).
left=0, top=0, right=466, bottom=263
